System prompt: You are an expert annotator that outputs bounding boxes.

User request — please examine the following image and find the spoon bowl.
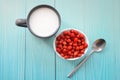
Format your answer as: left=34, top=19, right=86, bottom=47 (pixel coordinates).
left=92, top=39, right=106, bottom=52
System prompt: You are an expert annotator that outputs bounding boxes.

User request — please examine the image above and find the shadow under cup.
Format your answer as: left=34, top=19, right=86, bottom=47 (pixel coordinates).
left=16, top=5, right=61, bottom=38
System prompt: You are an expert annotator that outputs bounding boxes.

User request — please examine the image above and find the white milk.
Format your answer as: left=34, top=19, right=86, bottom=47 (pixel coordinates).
left=29, top=7, right=59, bottom=37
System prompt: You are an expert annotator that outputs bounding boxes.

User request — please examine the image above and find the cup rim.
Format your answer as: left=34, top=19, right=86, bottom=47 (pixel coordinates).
left=53, top=28, right=89, bottom=60
left=26, top=4, right=61, bottom=38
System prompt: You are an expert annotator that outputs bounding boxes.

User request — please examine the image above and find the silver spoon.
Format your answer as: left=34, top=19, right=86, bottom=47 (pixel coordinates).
left=67, top=39, right=106, bottom=78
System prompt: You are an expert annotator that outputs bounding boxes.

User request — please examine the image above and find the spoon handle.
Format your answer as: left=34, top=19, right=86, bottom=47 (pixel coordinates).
left=67, top=50, right=94, bottom=78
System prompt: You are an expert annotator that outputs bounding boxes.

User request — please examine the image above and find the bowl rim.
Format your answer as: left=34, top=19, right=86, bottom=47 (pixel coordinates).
left=53, top=28, right=89, bottom=60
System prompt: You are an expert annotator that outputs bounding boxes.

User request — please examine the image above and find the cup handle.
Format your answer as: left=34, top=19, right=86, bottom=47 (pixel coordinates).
left=15, top=19, right=27, bottom=27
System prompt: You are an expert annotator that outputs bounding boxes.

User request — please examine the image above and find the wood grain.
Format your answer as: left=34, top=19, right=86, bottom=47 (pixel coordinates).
left=0, top=0, right=26, bottom=80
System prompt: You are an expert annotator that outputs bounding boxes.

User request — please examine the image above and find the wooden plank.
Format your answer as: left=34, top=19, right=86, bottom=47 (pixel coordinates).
left=56, top=0, right=120, bottom=80
left=25, top=0, right=55, bottom=80
left=0, top=0, right=26, bottom=80
left=55, top=0, right=86, bottom=80
left=83, top=0, right=118, bottom=80
left=113, top=0, right=120, bottom=80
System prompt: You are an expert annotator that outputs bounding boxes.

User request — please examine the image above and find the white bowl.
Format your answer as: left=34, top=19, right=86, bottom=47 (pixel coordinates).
left=53, top=28, right=89, bottom=61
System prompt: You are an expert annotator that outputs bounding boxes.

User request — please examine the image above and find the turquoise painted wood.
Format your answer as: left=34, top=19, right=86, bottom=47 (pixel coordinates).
left=0, top=0, right=120, bottom=80
left=0, top=0, right=26, bottom=80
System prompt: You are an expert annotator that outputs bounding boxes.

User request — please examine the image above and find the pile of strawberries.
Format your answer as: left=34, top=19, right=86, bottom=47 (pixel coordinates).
left=55, top=29, right=88, bottom=59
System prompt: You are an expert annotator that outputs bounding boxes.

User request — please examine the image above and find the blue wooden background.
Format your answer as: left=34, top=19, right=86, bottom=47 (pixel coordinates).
left=0, top=0, right=120, bottom=80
